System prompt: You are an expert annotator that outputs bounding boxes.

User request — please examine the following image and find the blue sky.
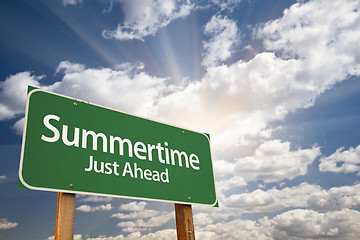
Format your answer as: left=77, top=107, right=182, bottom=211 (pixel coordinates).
left=1, top=0, right=360, bottom=239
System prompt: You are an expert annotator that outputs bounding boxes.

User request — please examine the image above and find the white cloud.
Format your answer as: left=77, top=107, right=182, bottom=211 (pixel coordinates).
left=118, top=201, right=147, bottom=212
left=47, top=61, right=167, bottom=117
left=135, top=229, right=176, bottom=240
left=102, top=0, right=193, bottom=41
left=4, top=0, right=360, bottom=154
left=216, top=175, right=247, bottom=196
left=83, top=229, right=176, bottom=240
left=61, top=0, right=83, bottom=7
left=193, top=212, right=214, bottom=226
left=202, top=15, right=239, bottom=67
left=222, top=183, right=360, bottom=214
left=234, top=140, right=320, bottom=183
left=0, top=175, right=6, bottom=181
left=51, top=208, right=360, bottom=240
left=197, top=208, right=360, bottom=240
left=153, top=52, right=304, bottom=150
left=256, top=0, right=360, bottom=79
left=211, top=0, right=242, bottom=11
left=0, top=61, right=167, bottom=135
left=0, top=72, right=41, bottom=120
left=0, top=0, right=358, bottom=159
left=55, top=61, right=86, bottom=74
left=112, top=209, right=159, bottom=220
left=113, top=201, right=173, bottom=233
left=48, top=234, right=83, bottom=240
left=117, top=212, right=174, bottom=232
left=266, top=209, right=360, bottom=240
left=147, top=0, right=360, bottom=163
left=152, top=28, right=358, bottom=154
left=216, top=140, right=320, bottom=185
left=224, top=182, right=320, bottom=212
left=11, top=117, right=25, bottom=135
left=199, top=218, right=269, bottom=240
left=307, top=184, right=360, bottom=211
left=77, top=195, right=113, bottom=203
left=74, top=235, right=83, bottom=240
left=319, top=145, right=360, bottom=175
left=193, top=182, right=360, bottom=228
left=76, top=204, right=112, bottom=212
left=0, top=218, right=18, bottom=229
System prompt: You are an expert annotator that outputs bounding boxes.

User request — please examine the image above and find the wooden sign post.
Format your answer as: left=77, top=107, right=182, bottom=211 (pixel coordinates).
left=55, top=192, right=76, bottom=240
left=175, top=203, right=195, bottom=240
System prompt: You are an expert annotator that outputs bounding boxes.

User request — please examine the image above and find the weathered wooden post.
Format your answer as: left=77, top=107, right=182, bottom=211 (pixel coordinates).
left=54, top=192, right=76, bottom=240
left=175, top=203, right=195, bottom=240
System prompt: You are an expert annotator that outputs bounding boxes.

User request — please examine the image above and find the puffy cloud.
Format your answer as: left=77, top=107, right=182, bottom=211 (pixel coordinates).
left=83, top=229, right=176, bottom=240
left=319, top=145, right=360, bottom=175
left=0, top=218, right=18, bottom=229
left=0, top=175, right=6, bottom=181
left=154, top=0, right=360, bottom=133
left=3, top=0, right=360, bottom=158
left=149, top=0, right=360, bottom=167
left=50, top=208, right=360, bottom=240
left=197, top=208, right=360, bottom=240
left=55, top=61, right=86, bottom=74
left=1, top=0, right=358, bottom=157
left=118, top=201, right=147, bottom=212
left=153, top=52, right=305, bottom=151
left=257, top=0, right=360, bottom=79
left=307, top=184, right=360, bottom=211
left=112, top=209, right=159, bottom=220
left=102, top=0, right=193, bottom=41
left=113, top=201, right=173, bottom=233
left=215, top=140, right=320, bottom=184
left=223, top=183, right=360, bottom=213
left=77, top=195, right=113, bottom=203
left=224, top=182, right=320, bottom=212
left=266, top=209, right=360, bottom=240
left=152, top=28, right=358, bottom=154
left=234, top=140, right=320, bottom=183
left=11, top=117, right=25, bottom=135
left=193, top=212, right=214, bottom=226
left=76, top=204, right=112, bottom=212
left=0, top=61, right=167, bottom=135
left=46, top=61, right=167, bottom=117
left=199, top=218, right=269, bottom=240
left=117, top=212, right=174, bottom=232
left=193, top=182, right=360, bottom=228
left=61, top=0, right=83, bottom=7
left=210, top=0, right=243, bottom=11
left=216, top=175, right=247, bottom=196
left=202, top=15, right=239, bottom=67
left=48, top=234, right=83, bottom=240
left=0, top=72, right=41, bottom=120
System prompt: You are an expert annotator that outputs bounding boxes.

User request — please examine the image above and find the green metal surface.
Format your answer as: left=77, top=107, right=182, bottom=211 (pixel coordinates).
left=19, top=88, right=217, bottom=206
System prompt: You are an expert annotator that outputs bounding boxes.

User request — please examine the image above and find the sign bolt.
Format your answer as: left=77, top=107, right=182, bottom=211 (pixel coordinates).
left=69, top=184, right=74, bottom=188
left=73, top=102, right=77, bottom=106
left=182, top=130, right=185, bottom=134
left=188, top=197, right=191, bottom=200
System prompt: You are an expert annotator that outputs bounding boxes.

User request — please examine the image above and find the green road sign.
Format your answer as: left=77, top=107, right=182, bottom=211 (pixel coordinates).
left=19, top=88, right=217, bottom=206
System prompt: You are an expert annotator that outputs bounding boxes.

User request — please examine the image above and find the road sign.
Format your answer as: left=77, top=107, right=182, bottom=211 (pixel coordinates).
left=19, top=88, right=217, bottom=206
